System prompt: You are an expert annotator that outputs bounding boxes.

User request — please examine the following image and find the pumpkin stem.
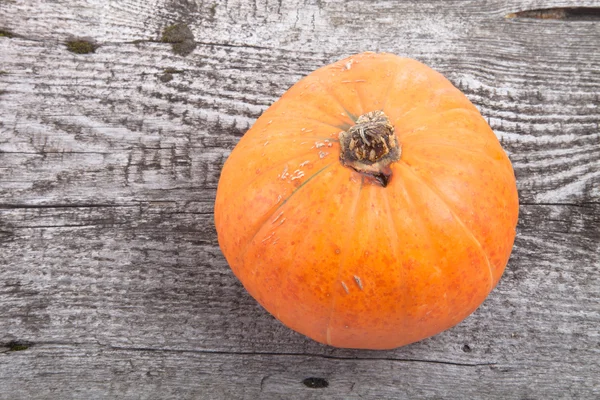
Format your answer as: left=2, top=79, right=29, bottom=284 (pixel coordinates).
left=338, top=110, right=400, bottom=187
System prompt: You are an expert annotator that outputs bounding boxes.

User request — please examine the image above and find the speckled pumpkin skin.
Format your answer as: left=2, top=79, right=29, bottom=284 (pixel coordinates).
left=214, top=52, right=519, bottom=349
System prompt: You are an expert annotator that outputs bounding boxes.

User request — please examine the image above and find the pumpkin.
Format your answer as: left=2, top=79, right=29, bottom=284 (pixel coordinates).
left=214, top=52, right=519, bottom=350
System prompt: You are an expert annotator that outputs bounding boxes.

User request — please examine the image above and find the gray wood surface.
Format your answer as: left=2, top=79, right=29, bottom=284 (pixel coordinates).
left=1, top=0, right=599, bottom=399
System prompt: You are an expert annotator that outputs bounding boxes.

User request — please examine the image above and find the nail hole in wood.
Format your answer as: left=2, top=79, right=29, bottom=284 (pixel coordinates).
left=303, top=377, right=329, bottom=389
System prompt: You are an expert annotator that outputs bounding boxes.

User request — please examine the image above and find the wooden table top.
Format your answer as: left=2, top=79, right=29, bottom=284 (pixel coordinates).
left=1, top=1, right=599, bottom=398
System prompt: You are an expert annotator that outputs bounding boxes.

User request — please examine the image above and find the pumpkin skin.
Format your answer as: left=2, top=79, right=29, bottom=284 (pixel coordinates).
left=214, top=52, right=519, bottom=350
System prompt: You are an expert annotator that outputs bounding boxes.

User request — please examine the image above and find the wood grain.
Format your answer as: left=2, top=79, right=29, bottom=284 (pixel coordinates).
left=1, top=343, right=598, bottom=399
left=1, top=0, right=599, bottom=398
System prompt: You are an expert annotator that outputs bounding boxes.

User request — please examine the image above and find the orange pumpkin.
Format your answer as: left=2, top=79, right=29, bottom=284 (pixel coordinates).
left=214, top=52, right=519, bottom=349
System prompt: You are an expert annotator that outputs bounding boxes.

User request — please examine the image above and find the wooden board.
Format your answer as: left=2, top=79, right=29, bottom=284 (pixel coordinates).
left=1, top=0, right=599, bottom=398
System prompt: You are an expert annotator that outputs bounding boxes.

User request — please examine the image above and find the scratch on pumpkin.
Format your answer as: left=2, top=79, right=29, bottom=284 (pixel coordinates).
left=278, top=165, right=289, bottom=180
left=290, top=169, right=305, bottom=181
left=261, top=232, right=275, bottom=243
left=353, top=275, right=363, bottom=290
left=272, top=212, right=284, bottom=224
left=341, top=281, right=350, bottom=294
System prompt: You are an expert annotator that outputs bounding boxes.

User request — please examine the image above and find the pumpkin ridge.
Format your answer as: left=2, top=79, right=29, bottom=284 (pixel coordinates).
left=255, top=111, right=349, bottom=136
left=324, top=176, right=364, bottom=346
left=397, top=107, right=485, bottom=139
left=404, top=181, right=453, bottom=329
left=405, top=144, right=514, bottom=188
left=380, top=186, right=408, bottom=334
left=401, top=126, right=493, bottom=146
left=302, top=116, right=351, bottom=132
left=241, top=163, right=335, bottom=274
left=380, top=62, right=407, bottom=113
left=229, top=147, right=330, bottom=202
left=399, top=161, right=495, bottom=292
left=351, top=80, right=366, bottom=117
left=388, top=170, right=453, bottom=342
left=313, top=77, right=359, bottom=123
left=243, top=135, right=339, bottom=147
left=387, top=105, right=419, bottom=133
left=273, top=171, right=349, bottom=325
left=279, top=113, right=351, bottom=132
left=405, top=140, right=508, bottom=168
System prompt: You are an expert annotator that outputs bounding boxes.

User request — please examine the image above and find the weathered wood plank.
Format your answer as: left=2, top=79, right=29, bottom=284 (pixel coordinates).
left=1, top=0, right=599, bottom=398
left=2, top=0, right=600, bottom=45
left=1, top=344, right=598, bottom=399
left=1, top=203, right=598, bottom=362
left=1, top=38, right=598, bottom=204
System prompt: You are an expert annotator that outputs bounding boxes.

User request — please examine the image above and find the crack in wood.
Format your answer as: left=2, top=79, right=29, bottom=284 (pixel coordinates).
left=259, top=375, right=270, bottom=392
left=10, top=222, right=130, bottom=229
left=520, top=202, right=600, bottom=207
left=507, top=7, right=600, bottom=20
left=0, top=203, right=137, bottom=209
left=107, top=346, right=497, bottom=367
left=0, top=151, right=111, bottom=155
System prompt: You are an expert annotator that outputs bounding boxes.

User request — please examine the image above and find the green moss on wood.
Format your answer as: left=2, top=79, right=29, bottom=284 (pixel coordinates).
left=161, top=24, right=193, bottom=43
left=159, top=73, right=173, bottom=83
left=66, top=40, right=96, bottom=54
left=159, top=68, right=185, bottom=83
left=8, top=341, right=30, bottom=351
left=161, top=24, right=196, bottom=57
left=0, top=29, right=14, bottom=38
left=209, top=4, right=217, bottom=18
